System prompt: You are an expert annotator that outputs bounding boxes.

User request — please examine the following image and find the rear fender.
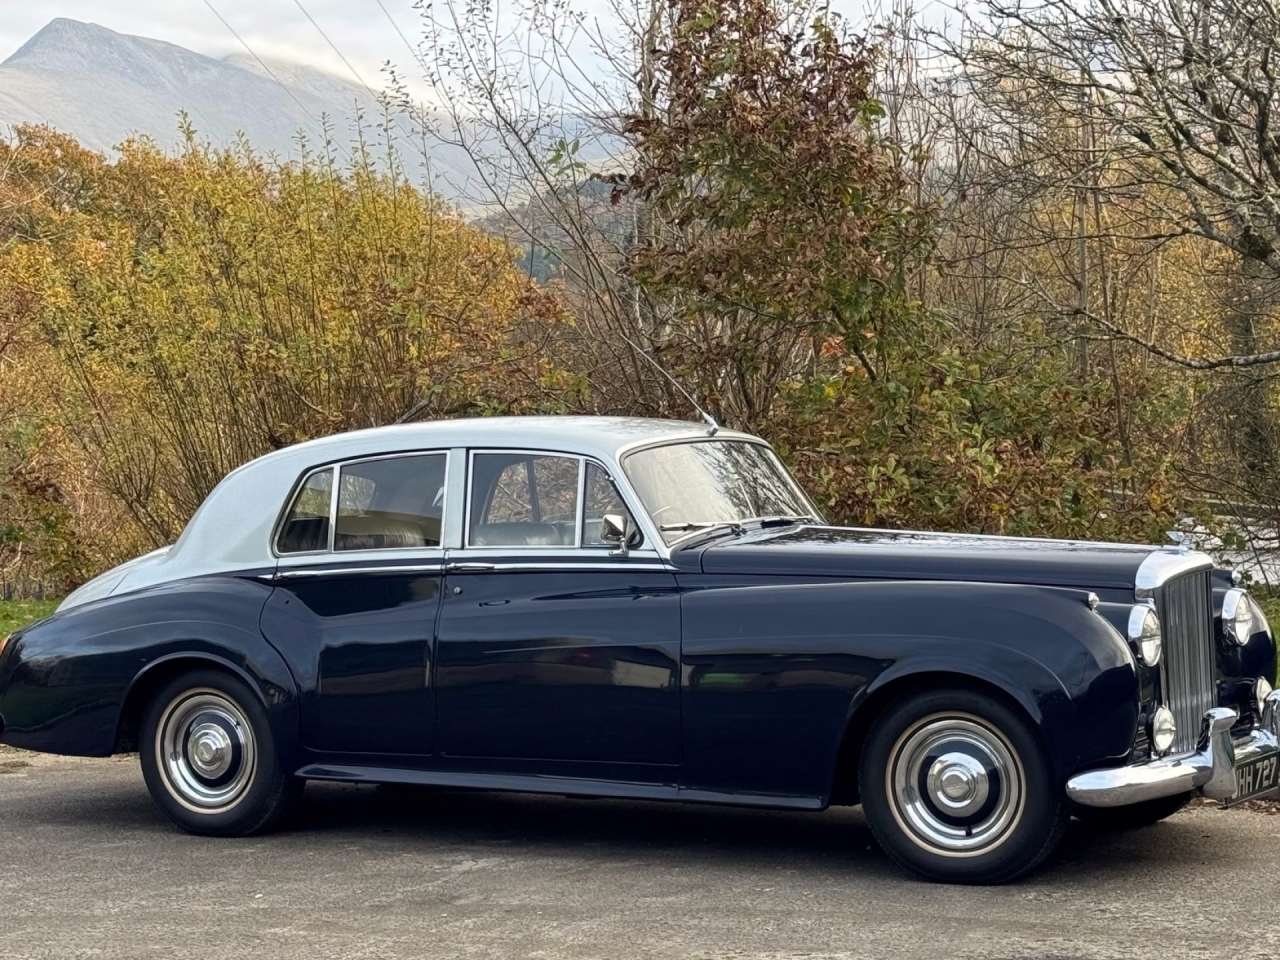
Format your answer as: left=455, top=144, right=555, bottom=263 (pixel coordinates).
left=0, top=575, right=297, bottom=759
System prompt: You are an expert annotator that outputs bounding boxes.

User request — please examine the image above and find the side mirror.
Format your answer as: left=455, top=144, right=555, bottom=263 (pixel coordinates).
left=601, top=513, right=632, bottom=555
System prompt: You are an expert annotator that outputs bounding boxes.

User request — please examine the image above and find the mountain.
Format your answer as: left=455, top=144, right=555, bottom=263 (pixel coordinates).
left=0, top=18, right=475, bottom=199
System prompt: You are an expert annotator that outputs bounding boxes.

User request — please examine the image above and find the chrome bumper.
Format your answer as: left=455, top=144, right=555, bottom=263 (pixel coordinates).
left=1066, top=690, right=1280, bottom=809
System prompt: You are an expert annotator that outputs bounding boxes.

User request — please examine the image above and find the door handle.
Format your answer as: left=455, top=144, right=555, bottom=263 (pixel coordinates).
left=445, top=562, right=497, bottom=572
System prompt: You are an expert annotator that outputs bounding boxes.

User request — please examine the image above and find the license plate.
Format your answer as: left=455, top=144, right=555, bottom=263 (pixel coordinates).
left=1224, top=750, right=1280, bottom=806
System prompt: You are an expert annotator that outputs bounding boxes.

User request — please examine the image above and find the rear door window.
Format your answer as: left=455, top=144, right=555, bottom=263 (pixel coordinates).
left=334, top=454, right=447, bottom=551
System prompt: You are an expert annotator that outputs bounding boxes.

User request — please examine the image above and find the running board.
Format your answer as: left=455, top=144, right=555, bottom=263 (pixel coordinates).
left=295, top=763, right=824, bottom=811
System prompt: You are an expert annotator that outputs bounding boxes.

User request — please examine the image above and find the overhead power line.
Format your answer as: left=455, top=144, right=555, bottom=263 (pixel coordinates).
left=199, top=0, right=321, bottom=126
left=374, top=0, right=428, bottom=74
left=292, top=0, right=380, bottom=100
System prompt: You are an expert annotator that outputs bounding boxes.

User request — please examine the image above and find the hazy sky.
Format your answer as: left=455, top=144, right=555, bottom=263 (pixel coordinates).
left=0, top=1, right=436, bottom=95
left=0, top=1, right=887, bottom=101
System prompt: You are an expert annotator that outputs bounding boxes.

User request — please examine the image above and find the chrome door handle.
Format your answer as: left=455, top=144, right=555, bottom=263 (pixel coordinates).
left=445, top=562, right=496, bottom=572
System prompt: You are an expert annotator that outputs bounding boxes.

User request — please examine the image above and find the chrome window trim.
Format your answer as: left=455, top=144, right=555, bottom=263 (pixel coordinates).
left=574, top=454, right=588, bottom=549
left=326, top=462, right=341, bottom=551
left=1134, top=550, right=1214, bottom=599
left=272, top=450, right=451, bottom=559
left=442, top=446, right=467, bottom=550
left=618, top=437, right=824, bottom=547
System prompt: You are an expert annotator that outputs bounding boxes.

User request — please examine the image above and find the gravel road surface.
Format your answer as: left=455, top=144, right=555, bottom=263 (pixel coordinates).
left=1, top=747, right=1278, bottom=960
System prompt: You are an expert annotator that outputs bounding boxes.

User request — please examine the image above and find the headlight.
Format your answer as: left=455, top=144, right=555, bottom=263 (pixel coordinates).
left=1128, top=603, right=1162, bottom=666
left=1150, top=706, right=1176, bottom=756
left=1222, top=588, right=1256, bottom=645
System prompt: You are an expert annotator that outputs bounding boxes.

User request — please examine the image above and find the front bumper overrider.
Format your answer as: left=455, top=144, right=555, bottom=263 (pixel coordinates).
left=1066, top=690, right=1280, bottom=808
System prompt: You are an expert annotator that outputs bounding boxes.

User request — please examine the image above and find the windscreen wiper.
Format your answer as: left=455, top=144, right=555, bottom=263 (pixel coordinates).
left=659, top=521, right=745, bottom=536
left=756, top=515, right=816, bottom=528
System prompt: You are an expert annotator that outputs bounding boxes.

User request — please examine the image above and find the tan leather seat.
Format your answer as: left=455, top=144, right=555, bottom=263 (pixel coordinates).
left=335, top=513, right=441, bottom=550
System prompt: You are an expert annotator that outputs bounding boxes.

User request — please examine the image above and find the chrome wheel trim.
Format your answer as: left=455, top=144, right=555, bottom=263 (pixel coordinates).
left=885, top=712, right=1025, bottom=858
left=155, top=688, right=257, bottom=815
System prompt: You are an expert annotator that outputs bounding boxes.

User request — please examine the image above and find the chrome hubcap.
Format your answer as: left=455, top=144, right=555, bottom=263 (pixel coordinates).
left=927, top=752, right=990, bottom=816
left=188, top=722, right=234, bottom=778
left=156, top=690, right=256, bottom=814
left=887, top=714, right=1025, bottom=857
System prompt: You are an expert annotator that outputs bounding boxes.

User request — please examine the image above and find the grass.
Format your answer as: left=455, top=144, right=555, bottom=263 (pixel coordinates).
left=1256, top=593, right=1280, bottom=630
left=0, top=598, right=59, bottom=637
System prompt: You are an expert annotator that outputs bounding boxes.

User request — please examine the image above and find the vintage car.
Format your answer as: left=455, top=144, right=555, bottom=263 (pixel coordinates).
left=1, top=417, right=1277, bottom=884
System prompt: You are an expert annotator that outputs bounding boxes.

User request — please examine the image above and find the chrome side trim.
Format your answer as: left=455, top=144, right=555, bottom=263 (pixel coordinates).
left=275, top=564, right=445, bottom=579
left=1134, top=549, right=1214, bottom=599
left=455, top=562, right=673, bottom=573
left=1067, top=694, right=1280, bottom=808
left=274, top=561, right=674, bottom=578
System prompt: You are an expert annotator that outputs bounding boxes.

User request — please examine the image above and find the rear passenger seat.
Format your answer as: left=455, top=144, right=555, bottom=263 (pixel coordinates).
left=334, top=515, right=438, bottom=550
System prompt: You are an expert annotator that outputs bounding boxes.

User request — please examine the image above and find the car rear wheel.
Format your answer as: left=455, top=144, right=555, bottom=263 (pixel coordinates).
left=140, top=668, right=302, bottom=836
left=1072, top=792, right=1191, bottom=829
left=858, top=688, right=1069, bottom=884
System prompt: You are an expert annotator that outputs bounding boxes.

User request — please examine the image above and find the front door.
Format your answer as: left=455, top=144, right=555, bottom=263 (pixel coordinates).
left=261, top=451, right=449, bottom=756
left=434, top=453, right=681, bottom=768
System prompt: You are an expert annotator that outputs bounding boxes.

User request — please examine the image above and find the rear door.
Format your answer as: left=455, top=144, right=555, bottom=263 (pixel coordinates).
left=260, top=452, right=448, bottom=756
left=434, top=452, right=682, bottom=770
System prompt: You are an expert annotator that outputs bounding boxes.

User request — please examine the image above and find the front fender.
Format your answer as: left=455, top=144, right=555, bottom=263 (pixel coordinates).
left=0, top=575, right=297, bottom=758
left=679, top=577, right=1139, bottom=801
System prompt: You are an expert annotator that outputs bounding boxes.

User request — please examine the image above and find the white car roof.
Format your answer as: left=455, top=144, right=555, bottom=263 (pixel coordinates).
left=241, top=416, right=747, bottom=469
left=61, top=416, right=761, bottom=609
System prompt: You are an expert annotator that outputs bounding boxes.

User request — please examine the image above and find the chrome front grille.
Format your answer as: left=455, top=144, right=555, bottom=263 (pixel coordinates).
left=1157, top=568, right=1216, bottom=755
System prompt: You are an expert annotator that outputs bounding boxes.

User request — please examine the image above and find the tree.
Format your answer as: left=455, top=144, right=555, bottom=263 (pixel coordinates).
left=946, top=0, right=1280, bottom=366
left=621, top=0, right=928, bottom=429
left=0, top=124, right=566, bottom=558
left=940, top=0, right=1280, bottom=550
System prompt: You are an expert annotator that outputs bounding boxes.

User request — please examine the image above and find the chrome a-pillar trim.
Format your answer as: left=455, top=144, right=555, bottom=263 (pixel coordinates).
left=1067, top=693, right=1280, bottom=808
left=1133, top=548, right=1214, bottom=599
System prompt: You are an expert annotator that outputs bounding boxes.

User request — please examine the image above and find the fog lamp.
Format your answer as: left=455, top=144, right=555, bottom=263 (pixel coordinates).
left=1151, top=706, right=1177, bottom=756
left=1256, top=676, right=1274, bottom=713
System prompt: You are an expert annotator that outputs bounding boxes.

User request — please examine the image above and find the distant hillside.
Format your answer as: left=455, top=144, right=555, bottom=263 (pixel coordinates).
left=0, top=18, right=475, bottom=199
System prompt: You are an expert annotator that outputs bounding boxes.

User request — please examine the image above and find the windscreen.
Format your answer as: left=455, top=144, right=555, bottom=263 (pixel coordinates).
left=623, top=440, right=814, bottom=544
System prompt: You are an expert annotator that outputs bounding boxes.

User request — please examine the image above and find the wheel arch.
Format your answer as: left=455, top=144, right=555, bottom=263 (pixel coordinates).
left=828, top=664, right=1066, bottom=806
left=115, top=652, right=270, bottom=754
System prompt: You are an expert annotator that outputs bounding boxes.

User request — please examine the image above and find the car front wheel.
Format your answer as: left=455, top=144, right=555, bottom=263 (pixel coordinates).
left=859, top=688, right=1069, bottom=884
left=140, top=668, right=301, bottom=836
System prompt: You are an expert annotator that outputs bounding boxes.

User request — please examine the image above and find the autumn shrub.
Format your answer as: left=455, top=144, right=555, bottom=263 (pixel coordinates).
left=767, top=325, right=1190, bottom=543
left=0, top=123, right=566, bottom=576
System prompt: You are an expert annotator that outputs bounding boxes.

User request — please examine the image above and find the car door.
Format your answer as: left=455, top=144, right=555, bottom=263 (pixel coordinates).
left=260, top=451, right=448, bottom=756
left=434, top=451, right=682, bottom=770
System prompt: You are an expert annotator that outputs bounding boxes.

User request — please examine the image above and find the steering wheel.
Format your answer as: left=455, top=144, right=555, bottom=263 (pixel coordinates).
left=649, top=504, right=680, bottom=522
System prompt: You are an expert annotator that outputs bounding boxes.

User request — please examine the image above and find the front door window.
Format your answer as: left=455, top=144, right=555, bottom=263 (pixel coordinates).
left=469, top=453, right=582, bottom=547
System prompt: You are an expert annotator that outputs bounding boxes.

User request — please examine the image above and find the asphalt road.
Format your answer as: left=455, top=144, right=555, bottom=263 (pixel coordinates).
left=2, top=749, right=1279, bottom=960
